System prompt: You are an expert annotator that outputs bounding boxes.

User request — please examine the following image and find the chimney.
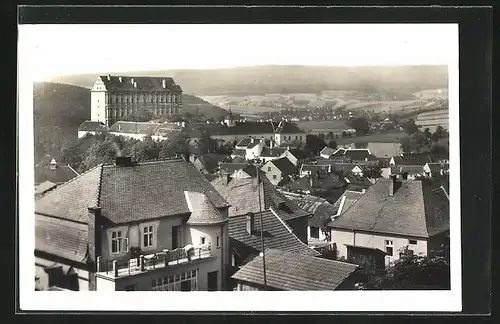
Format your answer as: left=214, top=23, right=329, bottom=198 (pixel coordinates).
left=389, top=175, right=397, bottom=196
left=309, top=174, right=314, bottom=188
left=162, top=79, right=166, bottom=88
left=107, top=74, right=111, bottom=81
left=87, top=206, right=102, bottom=290
left=246, top=213, right=254, bottom=235
left=131, top=78, right=134, bottom=84
left=181, top=121, right=186, bottom=128
left=134, top=81, right=137, bottom=88
left=115, top=156, right=133, bottom=167
left=251, top=138, right=255, bottom=143
left=118, top=76, right=122, bottom=82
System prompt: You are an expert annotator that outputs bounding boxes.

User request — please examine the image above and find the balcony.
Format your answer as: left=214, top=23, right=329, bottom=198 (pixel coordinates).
left=97, top=245, right=213, bottom=279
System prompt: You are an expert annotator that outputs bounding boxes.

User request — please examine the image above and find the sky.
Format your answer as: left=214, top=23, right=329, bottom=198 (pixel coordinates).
left=18, top=24, right=458, bottom=81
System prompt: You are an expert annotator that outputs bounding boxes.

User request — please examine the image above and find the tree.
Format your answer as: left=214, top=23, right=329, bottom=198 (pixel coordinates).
left=348, top=117, right=370, bottom=136
left=304, top=134, right=327, bottom=155
left=326, top=131, right=334, bottom=140
left=399, top=136, right=412, bottom=153
left=367, top=246, right=450, bottom=289
left=402, top=119, right=420, bottom=135
left=354, top=141, right=368, bottom=149
left=361, top=164, right=382, bottom=179
left=327, top=140, right=337, bottom=149
left=432, top=126, right=449, bottom=142
left=423, top=127, right=432, bottom=140
left=381, top=122, right=395, bottom=132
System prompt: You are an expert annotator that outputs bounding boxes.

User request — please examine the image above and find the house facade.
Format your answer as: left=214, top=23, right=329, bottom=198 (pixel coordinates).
left=261, top=157, right=298, bottom=186
left=35, top=158, right=231, bottom=291
left=91, top=75, right=183, bottom=127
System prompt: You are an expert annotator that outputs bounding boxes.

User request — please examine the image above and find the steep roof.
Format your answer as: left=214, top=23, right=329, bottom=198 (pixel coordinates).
left=34, top=162, right=79, bottom=185
left=231, top=249, right=358, bottom=290
left=35, top=214, right=89, bottom=263
left=210, top=173, right=310, bottom=221
left=281, top=192, right=336, bottom=228
left=77, top=120, right=108, bottom=132
left=229, top=211, right=320, bottom=257
left=98, top=75, right=182, bottom=92
left=344, top=149, right=372, bottom=161
left=236, top=138, right=252, bottom=147
left=330, top=179, right=449, bottom=238
left=285, top=172, right=346, bottom=192
left=270, top=157, right=297, bottom=175
left=35, top=159, right=229, bottom=224
left=196, top=153, right=229, bottom=173
left=35, top=181, right=57, bottom=196
left=392, top=153, right=440, bottom=166
left=219, top=163, right=248, bottom=175
left=288, top=148, right=310, bottom=159
left=184, top=191, right=228, bottom=225
left=260, top=147, right=288, bottom=158
left=231, top=149, right=247, bottom=157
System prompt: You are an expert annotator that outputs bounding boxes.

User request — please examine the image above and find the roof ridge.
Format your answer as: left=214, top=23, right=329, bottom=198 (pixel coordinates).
left=95, top=164, right=104, bottom=208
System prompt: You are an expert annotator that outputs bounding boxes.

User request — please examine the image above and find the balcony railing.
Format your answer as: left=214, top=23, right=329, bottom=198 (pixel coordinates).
left=97, top=245, right=212, bottom=278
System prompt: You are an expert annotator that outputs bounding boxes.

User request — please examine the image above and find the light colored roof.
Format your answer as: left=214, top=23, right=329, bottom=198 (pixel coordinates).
left=184, top=191, right=228, bottom=225
left=232, top=249, right=358, bottom=290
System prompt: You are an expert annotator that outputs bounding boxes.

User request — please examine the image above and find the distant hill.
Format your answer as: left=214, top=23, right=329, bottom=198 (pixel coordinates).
left=33, top=82, right=227, bottom=164
left=45, top=65, right=448, bottom=97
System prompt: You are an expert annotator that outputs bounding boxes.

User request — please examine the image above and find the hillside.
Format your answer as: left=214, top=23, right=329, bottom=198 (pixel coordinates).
left=44, top=65, right=448, bottom=97
left=33, top=82, right=228, bottom=164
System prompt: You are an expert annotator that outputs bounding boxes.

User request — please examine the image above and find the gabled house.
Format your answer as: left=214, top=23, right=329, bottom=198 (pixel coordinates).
left=232, top=137, right=265, bottom=160
left=261, top=157, right=298, bottom=186
left=35, top=158, right=231, bottom=291
left=285, top=169, right=347, bottom=199
left=299, top=164, right=332, bottom=177
left=329, top=176, right=449, bottom=266
left=316, top=160, right=364, bottom=177
left=324, top=148, right=378, bottom=165
left=232, top=249, right=359, bottom=291
left=283, top=148, right=312, bottom=167
left=210, top=172, right=312, bottom=246
left=34, top=158, right=79, bottom=190
left=319, top=147, right=337, bottom=160
left=259, top=146, right=288, bottom=164
left=423, top=162, right=450, bottom=178
left=344, top=174, right=374, bottom=192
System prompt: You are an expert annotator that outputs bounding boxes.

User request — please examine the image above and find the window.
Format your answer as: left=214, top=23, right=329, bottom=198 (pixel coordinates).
left=310, top=226, right=320, bottom=239
left=409, top=239, right=417, bottom=245
left=385, top=240, right=394, bottom=256
left=268, top=167, right=271, bottom=171
left=272, top=175, right=277, bottom=180
left=111, top=231, right=123, bottom=254
left=295, top=136, right=298, bottom=140
left=217, top=236, right=221, bottom=248
left=200, top=237, right=206, bottom=245
left=143, top=225, right=154, bottom=248
left=152, top=270, right=197, bottom=291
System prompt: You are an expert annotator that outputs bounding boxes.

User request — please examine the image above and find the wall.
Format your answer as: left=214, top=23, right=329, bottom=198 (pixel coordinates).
left=35, top=256, right=89, bottom=291
left=91, top=85, right=107, bottom=124
left=261, top=162, right=283, bottom=186
left=100, top=215, right=185, bottom=262
left=280, top=151, right=298, bottom=166
left=96, top=275, right=116, bottom=291
left=330, top=228, right=428, bottom=264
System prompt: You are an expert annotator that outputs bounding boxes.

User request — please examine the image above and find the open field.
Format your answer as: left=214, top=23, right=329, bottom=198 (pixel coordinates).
left=295, top=120, right=349, bottom=133
left=415, top=109, right=449, bottom=132
left=336, top=132, right=403, bottom=145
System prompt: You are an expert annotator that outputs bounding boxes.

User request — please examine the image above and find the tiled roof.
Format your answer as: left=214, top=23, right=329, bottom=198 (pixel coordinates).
left=210, top=173, right=310, bottom=221
left=34, top=162, right=79, bottom=185
left=391, top=165, right=425, bottom=175
left=344, top=149, right=372, bottom=161
left=320, top=147, right=336, bottom=157
left=232, top=249, right=358, bottom=290
left=345, top=175, right=373, bottom=187
left=184, top=191, right=228, bottom=225
left=220, top=163, right=248, bottom=175
left=260, top=147, right=287, bottom=158
left=231, top=149, right=247, bottom=157
left=109, top=121, right=161, bottom=135
left=288, top=148, right=310, bottom=159
left=236, top=138, right=252, bottom=147
left=330, top=179, right=449, bottom=238
left=301, top=164, right=331, bottom=174
left=316, top=161, right=362, bottom=175
left=35, top=159, right=229, bottom=224
left=281, top=192, right=336, bottom=228
left=392, top=152, right=447, bottom=166
left=35, top=165, right=102, bottom=223
left=98, top=75, right=182, bottom=92
left=35, top=181, right=57, bottom=196
left=229, top=211, right=320, bottom=257
left=285, top=172, right=346, bottom=192
left=247, top=141, right=262, bottom=149
left=270, top=157, right=297, bottom=175
left=35, top=214, right=89, bottom=263
left=344, top=244, right=388, bottom=255
left=78, top=120, right=108, bottom=132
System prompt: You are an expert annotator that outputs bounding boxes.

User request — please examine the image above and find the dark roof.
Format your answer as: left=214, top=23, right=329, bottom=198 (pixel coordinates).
left=220, top=163, right=248, bottom=175
left=210, top=121, right=305, bottom=136
left=260, top=147, right=287, bottom=158
left=316, top=161, right=362, bottom=175
left=392, top=153, right=436, bottom=166
left=236, top=138, right=252, bottom=147
left=285, top=173, right=346, bottom=192
left=343, top=149, right=372, bottom=161
left=35, top=214, right=89, bottom=263
left=184, top=191, right=228, bottom=225
left=34, top=162, right=79, bottom=185
left=270, top=157, right=297, bottom=175
left=247, top=141, right=262, bottom=149
left=210, top=173, right=310, bottom=221
left=282, top=192, right=336, bottom=228
left=288, top=148, right=310, bottom=159
left=300, top=164, right=331, bottom=174
left=35, top=159, right=229, bottom=224
left=229, top=212, right=320, bottom=257
left=78, top=121, right=108, bottom=132
left=345, top=175, right=373, bottom=187
left=98, top=75, right=182, bottom=92
left=196, top=153, right=229, bottom=173
left=35, top=181, right=57, bottom=196
left=231, top=249, right=358, bottom=290
left=344, top=244, right=388, bottom=255
left=330, top=179, right=449, bottom=238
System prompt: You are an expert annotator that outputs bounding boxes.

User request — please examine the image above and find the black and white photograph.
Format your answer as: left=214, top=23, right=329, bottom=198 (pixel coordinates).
left=18, top=21, right=461, bottom=312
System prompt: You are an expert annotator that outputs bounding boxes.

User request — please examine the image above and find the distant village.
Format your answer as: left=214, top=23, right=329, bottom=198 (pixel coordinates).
left=34, top=75, right=450, bottom=292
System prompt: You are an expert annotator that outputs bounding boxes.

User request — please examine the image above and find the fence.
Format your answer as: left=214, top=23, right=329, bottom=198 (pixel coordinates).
left=98, top=246, right=211, bottom=277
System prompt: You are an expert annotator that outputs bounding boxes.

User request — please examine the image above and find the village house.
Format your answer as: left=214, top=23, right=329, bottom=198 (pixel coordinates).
left=321, top=148, right=378, bottom=165
left=261, top=157, right=298, bottom=186
left=232, top=249, right=359, bottom=291
left=35, top=158, right=231, bottom=291
left=77, top=121, right=109, bottom=138
left=192, top=153, right=230, bottom=175
left=328, top=175, right=450, bottom=267
left=284, top=169, right=346, bottom=199
left=34, top=158, right=79, bottom=195
left=315, top=160, right=365, bottom=178
left=210, top=171, right=312, bottom=246
left=259, top=146, right=288, bottom=164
